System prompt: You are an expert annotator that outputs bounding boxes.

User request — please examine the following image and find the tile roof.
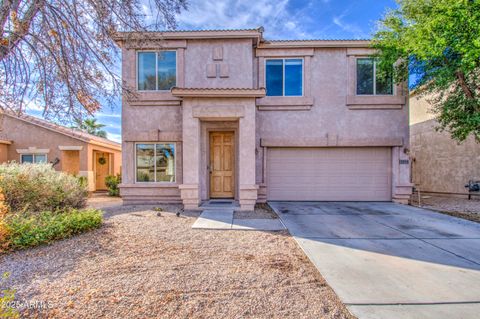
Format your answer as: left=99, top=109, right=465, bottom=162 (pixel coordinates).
left=267, top=38, right=370, bottom=42
left=2, top=111, right=121, bottom=149
left=125, top=28, right=263, bottom=33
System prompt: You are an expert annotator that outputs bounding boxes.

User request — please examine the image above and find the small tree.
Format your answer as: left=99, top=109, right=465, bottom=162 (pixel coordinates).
left=74, top=118, right=107, bottom=138
left=372, top=0, right=480, bottom=142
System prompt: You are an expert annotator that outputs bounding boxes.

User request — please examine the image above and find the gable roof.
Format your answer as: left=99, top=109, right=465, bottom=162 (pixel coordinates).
left=114, top=28, right=264, bottom=43
left=2, top=111, right=121, bottom=150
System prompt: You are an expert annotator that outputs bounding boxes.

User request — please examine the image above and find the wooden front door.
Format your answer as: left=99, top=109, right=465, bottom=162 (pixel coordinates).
left=95, top=152, right=110, bottom=190
left=209, top=131, right=235, bottom=198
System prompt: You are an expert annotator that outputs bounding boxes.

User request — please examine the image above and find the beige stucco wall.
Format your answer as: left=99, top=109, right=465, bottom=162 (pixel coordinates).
left=409, top=94, right=436, bottom=125
left=0, top=144, right=8, bottom=163
left=410, top=96, right=480, bottom=195
left=119, top=35, right=411, bottom=206
left=184, top=39, right=254, bottom=88
left=1, top=115, right=88, bottom=169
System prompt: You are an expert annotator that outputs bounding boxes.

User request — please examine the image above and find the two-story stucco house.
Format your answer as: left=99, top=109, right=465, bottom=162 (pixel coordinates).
left=114, top=27, right=412, bottom=211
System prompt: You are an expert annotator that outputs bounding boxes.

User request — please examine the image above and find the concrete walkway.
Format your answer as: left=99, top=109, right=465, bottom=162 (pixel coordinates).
left=269, top=201, right=480, bottom=319
left=192, top=210, right=285, bottom=231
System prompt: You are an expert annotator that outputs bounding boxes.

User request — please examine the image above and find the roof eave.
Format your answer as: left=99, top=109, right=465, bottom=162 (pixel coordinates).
left=258, top=40, right=371, bottom=49
left=114, top=29, right=263, bottom=46
left=0, top=139, right=12, bottom=145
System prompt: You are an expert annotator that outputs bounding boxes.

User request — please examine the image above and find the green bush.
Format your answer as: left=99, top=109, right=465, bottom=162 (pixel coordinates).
left=0, top=163, right=87, bottom=212
left=2, top=208, right=102, bottom=251
left=105, top=174, right=121, bottom=197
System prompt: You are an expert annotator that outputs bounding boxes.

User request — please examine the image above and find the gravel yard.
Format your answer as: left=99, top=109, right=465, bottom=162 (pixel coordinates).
left=1, top=203, right=353, bottom=319
left=411, top=194, right=480, bottom=223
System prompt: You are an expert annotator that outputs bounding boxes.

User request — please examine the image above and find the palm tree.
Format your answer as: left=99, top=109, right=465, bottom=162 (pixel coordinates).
left=74, top=118, right=107, bottom=138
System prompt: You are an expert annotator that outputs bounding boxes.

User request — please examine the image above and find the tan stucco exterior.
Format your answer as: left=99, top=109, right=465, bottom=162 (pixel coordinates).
left=117, top=28, right=412, bottom=209
left=0, top=113, right=121, bottom=192
left=410, top=94, right=480, bottom=196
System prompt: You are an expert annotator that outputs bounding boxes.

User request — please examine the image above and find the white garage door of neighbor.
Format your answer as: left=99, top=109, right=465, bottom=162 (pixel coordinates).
left=267, top=147, right=392, bottom=201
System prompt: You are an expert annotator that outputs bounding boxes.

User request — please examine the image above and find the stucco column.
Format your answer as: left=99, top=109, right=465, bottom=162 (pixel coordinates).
left=238, top=101, right=258, bottom=211
left=179, top=102, right=201, bottom=209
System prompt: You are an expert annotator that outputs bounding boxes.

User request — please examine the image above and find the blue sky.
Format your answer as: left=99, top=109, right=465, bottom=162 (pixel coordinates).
left=28, top=0, right=398, bottom=143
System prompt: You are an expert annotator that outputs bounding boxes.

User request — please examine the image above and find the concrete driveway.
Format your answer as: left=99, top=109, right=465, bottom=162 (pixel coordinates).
left=269, top=202, right=480, bottom=319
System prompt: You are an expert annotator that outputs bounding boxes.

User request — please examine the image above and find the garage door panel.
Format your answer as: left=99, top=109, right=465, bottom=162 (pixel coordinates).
left=267, top=147, right=391, bottom=201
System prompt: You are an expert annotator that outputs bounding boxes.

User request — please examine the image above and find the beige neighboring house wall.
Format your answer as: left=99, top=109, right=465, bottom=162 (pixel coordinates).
left=115, top=28, right=412, bottom=210
left=0, top=112, right=122, bottom=192
left=409, top=94, right=480, bottom=195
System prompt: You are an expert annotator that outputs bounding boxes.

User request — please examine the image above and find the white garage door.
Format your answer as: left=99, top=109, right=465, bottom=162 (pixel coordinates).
left=267, top=147, right=392, bottom=201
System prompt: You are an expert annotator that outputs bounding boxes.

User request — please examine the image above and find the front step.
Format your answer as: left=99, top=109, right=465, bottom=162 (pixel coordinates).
left=200, top=200, right=239, bottom=210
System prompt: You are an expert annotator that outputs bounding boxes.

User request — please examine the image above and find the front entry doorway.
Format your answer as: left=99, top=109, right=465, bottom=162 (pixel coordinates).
left=94, top=152, right=110, bottom=191
left=209, top=131, right=235, bottom=198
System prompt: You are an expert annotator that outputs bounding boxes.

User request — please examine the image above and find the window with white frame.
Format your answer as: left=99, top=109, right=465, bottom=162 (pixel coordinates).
left=266, top=58, right=303, bottom=96
left=356, top=58, right=393, bottom=95
left=20, top=154, right=47, bottom=163
left=136, top=143, right=175, bottom=182
left=137, top=51, right=176, bottom=91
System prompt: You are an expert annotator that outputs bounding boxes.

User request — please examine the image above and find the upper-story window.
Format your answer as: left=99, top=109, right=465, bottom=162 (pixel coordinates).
left=266, top=58, right=303, bottom=96
left=21, top=154, right=47, bottom=164
left=356, top=58, right=393, bottom=95
left=137, top=51, right=176, bottom=91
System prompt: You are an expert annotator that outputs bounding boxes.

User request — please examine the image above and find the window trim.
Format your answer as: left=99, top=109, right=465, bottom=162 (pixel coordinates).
left=136, top=50, right=178, bottom=92
left=264, top=58, right=304, bottom=97
left=134, top=142, right=177, bottom=184
left=20, top=153, right=48, bottom=164
left=355, top=57, right=395, bottom=96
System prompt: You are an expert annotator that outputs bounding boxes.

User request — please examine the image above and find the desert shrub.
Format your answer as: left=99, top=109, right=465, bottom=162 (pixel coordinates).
left=1, top=208, right=102, bottom=251
left=0, top=272, right=19, bottom=318
left=0, top=163, right=87, bottom=212
left=77, top=176, right=88, bottom=188
left=105, top=174, right=121, bottom=196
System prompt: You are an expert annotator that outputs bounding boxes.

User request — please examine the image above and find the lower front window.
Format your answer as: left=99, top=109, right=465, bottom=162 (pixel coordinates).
left=21, top=154, right=47, bottom=163
left=136, top=143, right=175, bottom=183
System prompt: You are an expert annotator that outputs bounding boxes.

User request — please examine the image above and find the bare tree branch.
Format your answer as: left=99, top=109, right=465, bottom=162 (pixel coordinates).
left=0, top=0, right=187, bottom=123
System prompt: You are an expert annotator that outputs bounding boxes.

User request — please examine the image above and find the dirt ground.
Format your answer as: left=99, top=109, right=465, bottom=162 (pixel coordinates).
left=0, top=203, right=353, bottom=319
left=411, top=195, right=480, bottom=223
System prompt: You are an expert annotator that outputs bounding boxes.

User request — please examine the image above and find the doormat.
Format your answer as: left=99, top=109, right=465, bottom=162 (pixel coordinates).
left=210, top=201, right=233, bottom=205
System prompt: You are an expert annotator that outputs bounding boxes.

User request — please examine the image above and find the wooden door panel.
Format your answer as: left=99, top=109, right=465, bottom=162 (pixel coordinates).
left=95, top=152, right=110, bottom=190
left=210, top=132, right=235, bottom=198
left=223, top=145, right=233, bottom=170
left=223, top=176, right=233, bottom=192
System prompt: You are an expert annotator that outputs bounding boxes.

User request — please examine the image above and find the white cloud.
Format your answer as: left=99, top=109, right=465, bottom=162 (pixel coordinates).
left=175, top=0, right=314, bottom=39
left=107, top=132, right=122, bottom=143
left=97, top=112, right=121, bottom=119
left=332, top=10, right=368, bottom=39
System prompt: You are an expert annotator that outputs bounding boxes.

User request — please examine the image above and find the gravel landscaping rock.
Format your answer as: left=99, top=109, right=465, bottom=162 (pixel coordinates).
left=0, top=203, right=353, bottom=319
left=411, top=195, right=480, bottom=223
left=234, top=203, right=278, bottom=219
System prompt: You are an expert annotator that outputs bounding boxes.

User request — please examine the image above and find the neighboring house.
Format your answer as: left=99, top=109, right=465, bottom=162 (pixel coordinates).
left=0, top=111, right=121, bottom=192
left=409, top=92, right=480, bottom=197
left=114, top=28, right=412, bottom=210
